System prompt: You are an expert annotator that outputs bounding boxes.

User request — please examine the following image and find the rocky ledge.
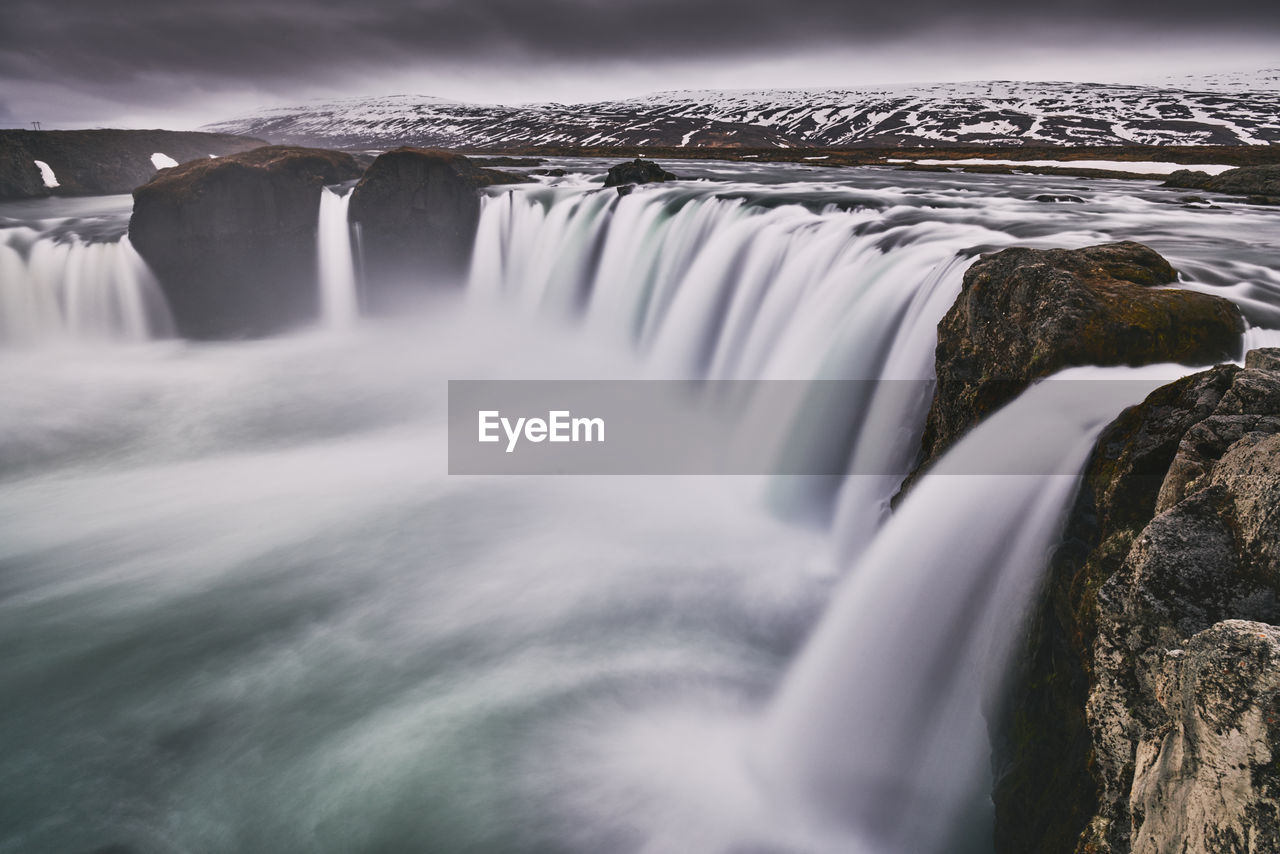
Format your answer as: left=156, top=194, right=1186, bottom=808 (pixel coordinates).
left=1162, top=164, right=1280, bottom=205
left=0, top=129, right=265, bottom=199
left=905, top=241, right=1243, bottom=492
left=900, top=238, right=1275, bottom=852
left=347, top=147, right=524, bottom=311
left=129, top=146, right=363, bottom=338
left=996, top=352, right=1280, bottom=854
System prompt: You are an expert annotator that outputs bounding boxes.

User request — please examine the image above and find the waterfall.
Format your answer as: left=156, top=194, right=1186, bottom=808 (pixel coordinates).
left=750, top=366, right=1185, bottom=853
left=473, top=188, right=1202, bottom=850
left=317, top=185, right=359, bottom=329
left=471, top=187, right=1001, bottom=382
left=0, top=228, right=173, bottom=345
left=470, top=186, right=1013, bottom=525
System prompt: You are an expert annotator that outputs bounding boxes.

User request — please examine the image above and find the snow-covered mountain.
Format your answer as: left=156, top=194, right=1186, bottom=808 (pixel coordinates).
left=204, top=76, right=1280, bottom=150
left=1161, top=67, right=1280, bottom=93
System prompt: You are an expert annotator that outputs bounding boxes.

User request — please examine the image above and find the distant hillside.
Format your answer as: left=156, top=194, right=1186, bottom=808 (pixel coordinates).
left=204, top=76, right=1280, bottom=151
left=0, top=129, right=266, bottom=199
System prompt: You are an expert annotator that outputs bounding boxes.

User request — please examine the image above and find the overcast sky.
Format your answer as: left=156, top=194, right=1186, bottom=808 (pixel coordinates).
left=2, top=0, right=1277, bottom=129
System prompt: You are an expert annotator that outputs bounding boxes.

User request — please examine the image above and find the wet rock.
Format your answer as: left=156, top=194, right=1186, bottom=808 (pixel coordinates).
left=602, top=158, right=677, bottom=189
left=1160, top=169, right=1214, bottom=190
left=129, top=145, right=363, bottom=338
left=995, top=358, right=1280, bottom=854
left=1035, top=193, right=1085, bottom=203
left=1163, top=164, right=1280, bottom=201
left=346, top=147, right=524, bottom=311
left=1207, top=164, right=1280, bottom=198
left=909, top=241, right=1243, bottom=485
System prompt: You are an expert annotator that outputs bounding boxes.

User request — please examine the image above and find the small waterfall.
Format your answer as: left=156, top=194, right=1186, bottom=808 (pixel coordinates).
left=0, top=228, right=173, bottom=345
left=317, top=185, right=359, bottom=329
left=750, top=367, right=1184, bottom=853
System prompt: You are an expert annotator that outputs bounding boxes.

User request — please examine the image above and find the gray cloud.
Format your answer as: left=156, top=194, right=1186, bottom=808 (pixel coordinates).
left=1, top=0, right=1277, bottom=126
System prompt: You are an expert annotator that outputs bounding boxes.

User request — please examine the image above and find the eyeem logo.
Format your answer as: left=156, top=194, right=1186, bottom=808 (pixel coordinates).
left=478, top=410, right=605, bottom=453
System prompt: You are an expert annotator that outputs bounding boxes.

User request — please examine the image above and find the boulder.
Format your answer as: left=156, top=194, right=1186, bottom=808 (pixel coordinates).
left=602, top=158, right=677, bottom=189
left=1160, top=169, right=1213, bottom=191
left=346, top=147, right=523, bottom=311
left=910, top=241, right=1243, bottom=485
left=129, top=146, right=363, bottom=338
left=995, top=352, right=1280, bottom=854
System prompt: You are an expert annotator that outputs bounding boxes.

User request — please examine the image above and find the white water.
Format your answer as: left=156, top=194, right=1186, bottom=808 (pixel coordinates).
left=0, top=228, right=173, bottom=345
left=471, top=186, right=1014, bottom=528
left=4, top=164, right=1280, bottom=854
left=317, top=186, right=359, bottom=328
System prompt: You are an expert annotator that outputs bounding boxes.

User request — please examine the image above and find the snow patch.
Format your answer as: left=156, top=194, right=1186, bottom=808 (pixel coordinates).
left=956, top=120, right=1021, bottom=136
left=151, top=153, right=179, bottom=169
left=33, top=160, right=59, bottom=188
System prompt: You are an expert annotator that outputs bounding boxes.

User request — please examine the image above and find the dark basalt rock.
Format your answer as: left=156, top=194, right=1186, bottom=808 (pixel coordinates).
left=1163, top=164, right=1280, bottom=202
left=0, top=142, right=46, bottom=198
left=1207, top=164, right=1280, bottom=197
left=347, top=147, right=524, bottom=311
left=995, top=354, right=1280, bottom=854
left=1035, top=194, right=1085, bottom=203
left=129, top=145, right=363, bottom=339
left=0, top=129, right=265, bottom=199
left=602, top=158, right=677, bottom=189
left=1160, top=168, right=1214, bottom=190
left=907, top=241, right=1243, bottom=489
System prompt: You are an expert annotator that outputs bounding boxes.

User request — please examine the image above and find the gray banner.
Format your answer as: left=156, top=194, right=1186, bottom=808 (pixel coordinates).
left=448, top=379, right=1158, bottom=475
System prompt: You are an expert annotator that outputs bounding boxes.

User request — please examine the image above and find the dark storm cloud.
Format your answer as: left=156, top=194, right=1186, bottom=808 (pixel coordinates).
left=0, top=0, right=1276, bottom=124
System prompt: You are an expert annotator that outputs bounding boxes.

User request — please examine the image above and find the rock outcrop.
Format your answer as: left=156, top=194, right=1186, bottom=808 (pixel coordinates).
left=0, top=129, right=266, bottom=199
left=0, top=142, right=46, bottom=199
left=1162, top=165, right=1280, bottom=204
left=347, top=147, right=523, bottom=311
left=1127, top=620, right=1280, bottom=854
left=1161, top=169, right=1215, bottom=191
left=602, top=158, right=678, bottom=189
left=129, top=146, right=363, bottom=338
left=910, top=241, right=1243, bottom=485
left=995, top=354, right=1280, bottom=854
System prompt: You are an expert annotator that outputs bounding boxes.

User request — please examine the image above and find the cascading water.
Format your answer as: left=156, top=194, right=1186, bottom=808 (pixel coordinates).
left=470, top=186, right=1013, bottom=526
left=751, top=365, right=1187, bottom=854
left=463, top=177, right=1266, bottom=850
left=317, top=185, right=359, bottom=328
left=0, top=226, right=173, bottom=345
left=4, top=163, right=1280, bottom=854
